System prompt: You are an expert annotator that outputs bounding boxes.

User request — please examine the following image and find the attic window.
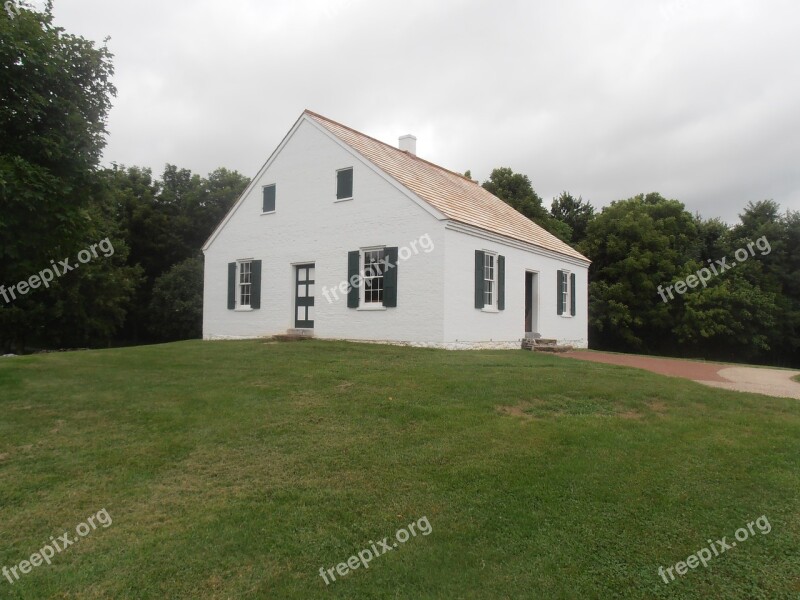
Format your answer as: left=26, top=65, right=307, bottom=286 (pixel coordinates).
left=336, top=167, right=353, bottom=200
left=262, top=184, right=276, bottom=213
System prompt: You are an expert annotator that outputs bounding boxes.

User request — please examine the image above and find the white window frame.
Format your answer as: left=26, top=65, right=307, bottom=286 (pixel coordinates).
left=561, top=270, right=572, bottom=317
left=483, top=252, right=498, bottom=312
left=261, top=184, right=276, bottom=215
left=237, top=260, right=253, bottom=310
left=359, top=246, right=387, bottom=310
left=335, top=167, right=354, bottom=202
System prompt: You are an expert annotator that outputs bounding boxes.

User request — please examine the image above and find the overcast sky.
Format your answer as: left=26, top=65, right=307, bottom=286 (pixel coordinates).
left=48, top=0, right=800, bottom=223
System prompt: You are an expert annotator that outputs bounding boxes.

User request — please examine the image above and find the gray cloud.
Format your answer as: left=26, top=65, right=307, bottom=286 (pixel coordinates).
left=51, top=0, right=800, bottom=222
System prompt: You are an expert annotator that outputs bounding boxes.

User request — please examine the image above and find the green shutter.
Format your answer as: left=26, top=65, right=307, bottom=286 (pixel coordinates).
left=475, top=250, right=485, bottom=309
left=337, top=168, right=353, bottom=199
left=227, top=262, right=237, bottom=310
left=383, top=247, right=398, bottom=307
left=570, top=272, right=576, bottom=316
left=497, top=255, right=505, bottom=311
left=262, top=185, right=276, bottom=212
left=251, top=260, right=262, bottom=309
left=556, top=270, right=564, bottom=315
left=347, top=250, right=360, bottom=308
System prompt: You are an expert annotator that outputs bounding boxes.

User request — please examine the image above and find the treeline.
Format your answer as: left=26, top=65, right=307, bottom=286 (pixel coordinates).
left=0, top=162, right=247, bottom=352
left=0, top=7, right=248, bottom=352
left=482, top=168, right=800, bottom=368
left=101, top=164, right=248, bottom=344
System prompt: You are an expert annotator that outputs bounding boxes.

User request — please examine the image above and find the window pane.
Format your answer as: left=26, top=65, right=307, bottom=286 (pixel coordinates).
left=483, top=254, right=495, bottom=306
left=337, top=168, right=353, bottom=199
left=363, top=249, right=385, bottom=303
left=239, top=261, right=252, bottom=306
left=263, top=185, right=276, bottom=212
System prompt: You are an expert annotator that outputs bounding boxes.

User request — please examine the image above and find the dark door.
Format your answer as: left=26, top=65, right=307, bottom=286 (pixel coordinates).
left=295, top=264, right=315, bottom=328
left=525, top=272, right=533, bottom=334
left=525, top=271, right=538, bottom=336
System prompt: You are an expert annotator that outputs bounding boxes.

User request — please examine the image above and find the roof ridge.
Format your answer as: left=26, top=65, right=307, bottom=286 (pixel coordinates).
left=303, top=109, right=477, bottom=184
left=302, top=109, right=589, bottom=263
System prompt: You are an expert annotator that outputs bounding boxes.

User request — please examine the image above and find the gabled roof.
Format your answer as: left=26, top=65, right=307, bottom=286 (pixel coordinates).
left=304, top=110, right=589, bottom=262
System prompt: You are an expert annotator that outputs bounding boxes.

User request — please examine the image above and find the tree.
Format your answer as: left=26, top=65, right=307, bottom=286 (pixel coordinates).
left=579, top=193, right=700, bottom=352
left=103, top=164, right=247, bottom=343
left=579, top=193, right=795, bottom=365
left=182, top=167, right=249, bottom=251
left=1, top=4, right=118, bottom=351
left=482, top=167, right=571, bottom=241
left=694, top=215, right=731, bottom=260
left=550, top=192, right=595, bottom=243
left=482, top=167, right=547, bottom=220
left=673, top=269, right=780, bottom=362
left=33, top=183, right=143, bottom=348
left=149, top=256, right=204, bottom=341
left=729, top=201, right=800, bottom=366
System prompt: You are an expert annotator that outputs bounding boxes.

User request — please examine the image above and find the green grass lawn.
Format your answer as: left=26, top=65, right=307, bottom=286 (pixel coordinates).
left=1, top=340, right=798, bottom=599
left=793, top=374, right=800, bottom=384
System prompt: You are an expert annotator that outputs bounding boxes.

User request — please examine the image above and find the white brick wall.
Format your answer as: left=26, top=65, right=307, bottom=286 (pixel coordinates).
left=443, top=227, right=589, bottom=347
left=204, top=119, right=447, bottom=343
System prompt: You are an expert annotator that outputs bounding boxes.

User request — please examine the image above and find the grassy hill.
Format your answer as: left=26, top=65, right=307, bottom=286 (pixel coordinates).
left=0, top=340, right=798, bottom=599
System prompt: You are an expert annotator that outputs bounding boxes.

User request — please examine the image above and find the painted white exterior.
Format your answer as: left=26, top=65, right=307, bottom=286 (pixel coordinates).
left=443, top=224, right=588, bottom=347
left=203, top=115, right=589, bottom=349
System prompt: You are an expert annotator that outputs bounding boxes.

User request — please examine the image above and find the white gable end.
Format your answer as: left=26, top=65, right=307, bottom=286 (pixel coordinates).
left=203, top=117, right=447, bottom=343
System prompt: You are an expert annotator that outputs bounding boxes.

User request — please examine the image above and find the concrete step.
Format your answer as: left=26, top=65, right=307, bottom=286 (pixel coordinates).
left=271, top=329, right=314, bottom=342
left=534, top=345, right=573, bottom=353
left=286, top=328, right=314, bottom=337
left=521, top=338, right=572, bottom=352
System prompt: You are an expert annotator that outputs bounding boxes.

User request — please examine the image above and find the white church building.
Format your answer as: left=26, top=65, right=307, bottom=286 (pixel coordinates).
left=202, top=110, right=590, bottom=349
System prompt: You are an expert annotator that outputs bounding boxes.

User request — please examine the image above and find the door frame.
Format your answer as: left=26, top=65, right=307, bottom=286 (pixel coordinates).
left=293, top=262, right=315, bottom=329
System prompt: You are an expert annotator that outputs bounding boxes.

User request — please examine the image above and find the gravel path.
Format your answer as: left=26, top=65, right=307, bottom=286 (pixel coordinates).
left=698, top=367, right=800, bottom=400
left=560, top=351, right=800, bottom=400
